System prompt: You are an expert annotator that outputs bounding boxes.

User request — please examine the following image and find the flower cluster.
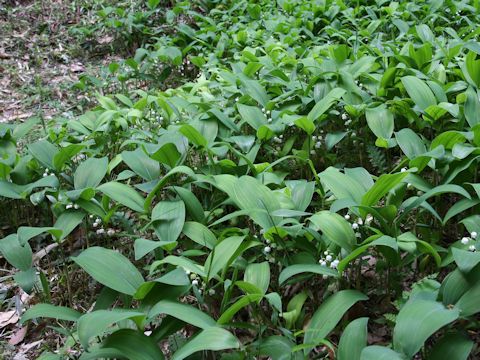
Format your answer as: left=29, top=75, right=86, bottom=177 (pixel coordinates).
left=65, top=203, right=80, bottom=210
left=460, top=231, right=478, bottom=252
left=318, top=250, right=339, bottom=269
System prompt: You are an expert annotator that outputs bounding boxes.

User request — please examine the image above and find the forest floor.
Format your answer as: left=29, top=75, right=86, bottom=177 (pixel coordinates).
left=0, top=1, right=102, bottom=358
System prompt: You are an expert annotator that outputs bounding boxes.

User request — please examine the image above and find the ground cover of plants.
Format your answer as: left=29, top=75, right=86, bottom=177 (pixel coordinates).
left=1, top=0, right=480, bottom=359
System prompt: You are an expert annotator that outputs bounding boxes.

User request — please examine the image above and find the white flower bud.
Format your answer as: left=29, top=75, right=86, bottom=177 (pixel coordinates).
left=264, top=246, right=271, bottom=253
left=471, top=231, right=478, bottom=239
left=192, top=279, right=199, bottom=286
left=73, top=204, right=79, bottom=209
left=326, top=255, right=333, bottom=262
left=341, top=113, right=348, bottom=120
left=469, top=245, right=476, bottom=252
left=344, top=214, right=350, bottom=220
left=401, top=167, right=407, bottom=172
left=352, top=223, right=359, bottom=230
left=66, top=204, right=73, bottom=209
left=357, top=218, right=363, bottom=225
left=96, top=228, right=105, bottom=235
left=319, top=260, right=327, bottom=266
left=461, top=237, right=470, bottom=245
left=107, top=229, right=115, bottom=236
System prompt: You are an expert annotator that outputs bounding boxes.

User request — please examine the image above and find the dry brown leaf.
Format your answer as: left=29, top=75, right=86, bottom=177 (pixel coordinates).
left=0, top=310, right=19, bottom=328
left=9, top=326, right=28, bottom=345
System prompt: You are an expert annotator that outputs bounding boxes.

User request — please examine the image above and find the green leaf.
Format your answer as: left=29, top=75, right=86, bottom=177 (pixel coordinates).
left=464, top=87, right=480, bottom=127
left=307, top=88, right=346, bottom=121
left=134, top=238, right=176, bottom=260
left=0, top=234, right=32, bottom=270
left=279, top=264, right=338, bottom=285
left=53, top=210, right=85, bottom=241
left=182, top=221, right=216, bottom=249
left=205, top=236, right=245, bottom=281
left=122, top=148, right=160, bottom=181
left=309, top=211, right=356, bottom=251
left=319, top=167, right=365, bottom=204
left=362, top=172, right=409, bottom=207
left=83, top=329, right=165, bottom=360
left=304, top=290, right=368, bottom=354
left=237, top=104, right=266, bottom=130
left=401, top=76, right=437, bottom=111
left=244, top=262, right=270, bottom=295
left=53, top=144, right=84, bottom=171
left=360, top=346, right=406, bottom=360
left=393, top=299, right=459, bottom=358
left=97, top=182, right=145, bottom=212
left=150, top=143, right=181, bottom=169
left=338, top=317, right=369, bottom=360
left=21, top=304, right=81, bottom=323
left=366, top=105, right=394, bottom=140
left=148, top=300, right=216, bottom=328
left=28, top=140, right=58, bottom=169
left=452, top=248, right=480, bottom=273
left=428, top=332, right=473, bottom=360
left=171, top=186, right=205, bottom=223
left=73, top=247, right=144, bottom=295
left=74, top=157, right=108, bottom=189
left=77, top=310, right=145, bottom=349
left=395, top=128, right=427, bottom=159
left=171, top=327, right=240, bottom=360
left=151, top=200, right=185, bottom=243
left=258, top=336, right=295, bottom=360
left=294, top=117, right=315, bottom=135
left=179, top=124, right=207, bottom=147
left=217, top=294, right=263, bottom=325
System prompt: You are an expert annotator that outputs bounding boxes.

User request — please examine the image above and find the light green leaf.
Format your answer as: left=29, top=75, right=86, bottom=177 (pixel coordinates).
left=97, top=181, right=145, bottom=213
left=21, top=304, right=81, bottom=323
left=148, top=300, right=216, bottom=329
left=304, top=290, right=368, bottom=354
left=393, top=299, right=459, bottom=357
left=338, top=317, right=369, bottom=360
left=309, top=211, right=356, bottom=251
left=73, top=247, right=144, bottom=295
left=308, top=88, right=346, bottom=121
left=401, top=76, right=437, bottom=111
left=171, top=327, right=240, bottom=360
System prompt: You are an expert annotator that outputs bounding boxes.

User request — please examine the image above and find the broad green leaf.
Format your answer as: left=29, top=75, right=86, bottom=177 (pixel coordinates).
left=53, top=211, right=85, bottom=241
left=77, top=310, right=145, bottom=349
left=73, top=246, right=144, bottom=295
left=309, top=211, right=356, bottom=251
left=74, top=157, right=108, bottom=189
left=244, top=262, right=270, bottom=295
left=362, top=172, right=409, bottom=207
left=428, top=332, right=473, bottom=360
left=0, top=234, right=32, bottom=270
left=307, top=88, right=346, bottom=121
left=134, top=238, right=177, bottom=260
left=393, top=299, right=459, bottom=358
left=319, top=167, right=365, bottom=204
left=151, top=200, right=185, bottom=243
left=150, top=143, right=181, bottom=168
left=122, top=148, right=160, bottom=181
left=360, top=346, right=406, bottom=360
left=258, top=336, right=295, bottom=360
left=237, top=104, right=266, bottom=130
left=401, top=76, right=436, bottom=111
left=182, top=221, right=216, bottom=249
left=452, top=247, right=480, bottom=273
left=179, top=124, right=207, bottom=147
left=217, top=294, right=263, bottom=325
left=21, top=304, right=81, bottom=323
left=205, top=236, right=245, bottom=281
left=366, top=105, right=394, bottom=140
left=279, top=264, right=338, bottom=285
left=84, top=329, right=165, bottom=360
left=304, top=290, right=368, bottom=354
left=171, top=327, right=240, bottom=360
left=338, top=317, right=369, bottom=360
left=97, top=182, right=145, bottom=213
left=148, top=300, right=216, bottom=329
left=171, top=186, right=205, bottom=223
left=28, top=140, right=58, bottom=169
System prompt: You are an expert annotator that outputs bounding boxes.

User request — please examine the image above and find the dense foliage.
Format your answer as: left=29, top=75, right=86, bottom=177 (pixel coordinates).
left=2, top=0, right=480, bottom=358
